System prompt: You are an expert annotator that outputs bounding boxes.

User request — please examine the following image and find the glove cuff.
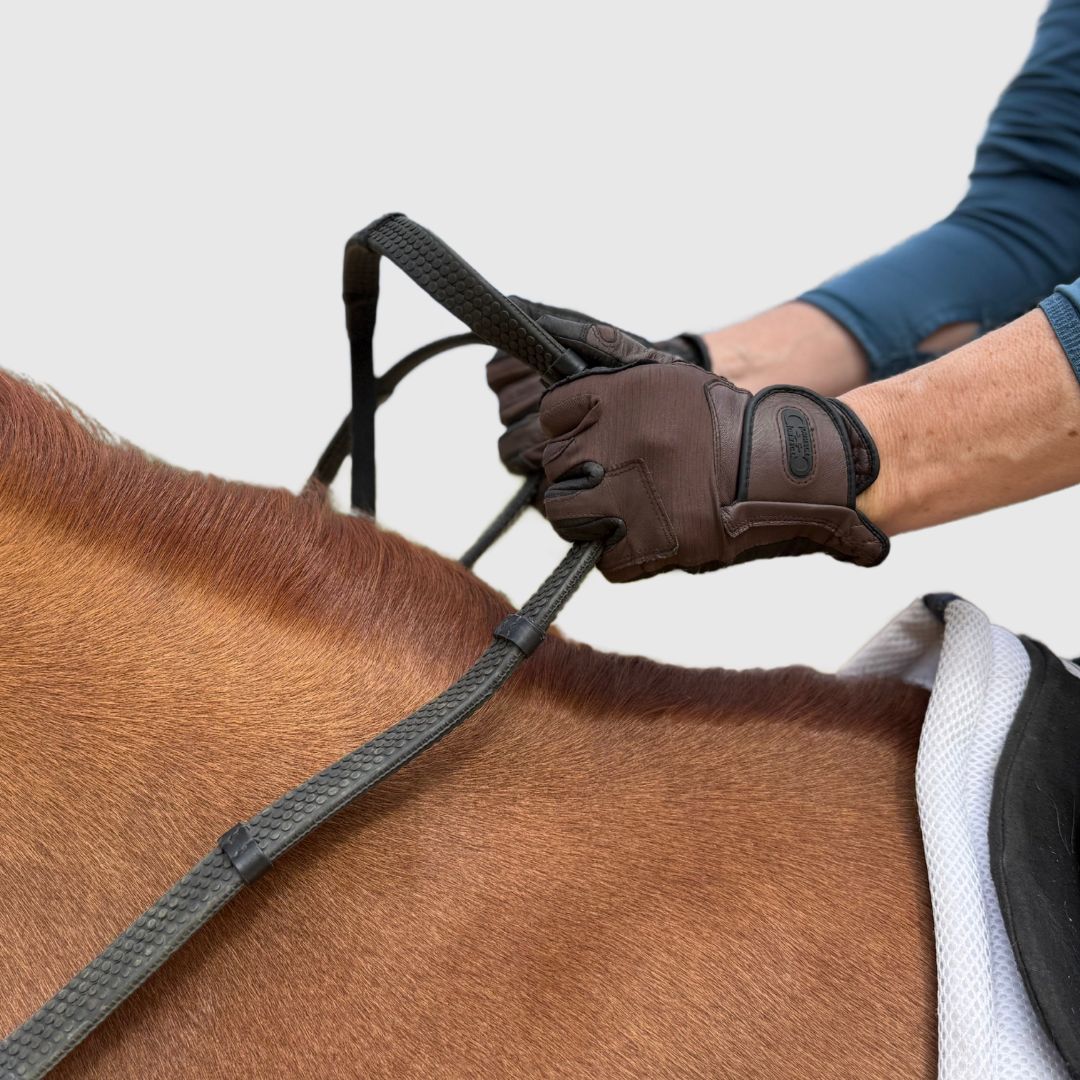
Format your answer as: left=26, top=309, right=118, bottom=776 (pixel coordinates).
left=827, top=397, right=880, bottom=496
left=661, top=332, right=712, bottom=371
left=733, top=384, right=888, bottom=566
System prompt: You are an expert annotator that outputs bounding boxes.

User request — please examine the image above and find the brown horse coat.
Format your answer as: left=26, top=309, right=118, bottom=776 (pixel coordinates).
left=0, top=372, right=935, bottom=1078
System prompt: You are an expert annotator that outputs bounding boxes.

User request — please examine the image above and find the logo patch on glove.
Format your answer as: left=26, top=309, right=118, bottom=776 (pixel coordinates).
left=781, top=407, right=814, bottom=478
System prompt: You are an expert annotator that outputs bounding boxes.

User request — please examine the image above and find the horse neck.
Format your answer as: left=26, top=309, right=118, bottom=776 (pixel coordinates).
left=0, top=485, right=513, bottom=798
left=0, top=460, right=937, bottom=1077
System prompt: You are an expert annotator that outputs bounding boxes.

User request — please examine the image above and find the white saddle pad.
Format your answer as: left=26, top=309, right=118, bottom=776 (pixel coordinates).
left=842, top=597, right=1070, bottom=1080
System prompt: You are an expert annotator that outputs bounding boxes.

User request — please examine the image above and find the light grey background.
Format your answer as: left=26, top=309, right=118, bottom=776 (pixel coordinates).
left=1, top=0, right=1069, bottom=671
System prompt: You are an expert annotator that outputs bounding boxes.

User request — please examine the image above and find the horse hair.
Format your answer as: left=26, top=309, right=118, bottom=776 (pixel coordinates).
left=0, top=370, right=936, bottom=1079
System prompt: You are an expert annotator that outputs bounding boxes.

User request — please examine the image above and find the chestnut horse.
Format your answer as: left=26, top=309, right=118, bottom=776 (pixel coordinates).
left=0, top=371, right=934, bottom=1078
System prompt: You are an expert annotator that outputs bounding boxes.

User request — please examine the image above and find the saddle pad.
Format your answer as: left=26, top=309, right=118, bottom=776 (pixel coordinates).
left=842, top=598, right=1070, bottom=1080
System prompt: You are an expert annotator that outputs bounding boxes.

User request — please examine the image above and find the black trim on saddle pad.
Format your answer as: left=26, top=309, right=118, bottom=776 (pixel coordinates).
left=990, top=637, right=1080, bottom=1077
left=922, top=592, right=963, bottom=622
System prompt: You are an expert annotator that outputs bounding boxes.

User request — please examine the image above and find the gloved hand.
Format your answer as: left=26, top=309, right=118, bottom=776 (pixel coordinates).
left=537, top=325, right=888, bottom=583
left=487, top=297, right=710, bottom=480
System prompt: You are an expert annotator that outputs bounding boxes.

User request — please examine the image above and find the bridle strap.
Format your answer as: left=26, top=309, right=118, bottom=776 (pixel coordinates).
left=343, top=231, right=379, bottom=514
left=460, top=473, right=541, bottom=569
left=343, top=212, right=585, bottom=514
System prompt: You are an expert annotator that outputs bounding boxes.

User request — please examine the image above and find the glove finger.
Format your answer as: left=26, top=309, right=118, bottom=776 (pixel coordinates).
left=535, top=383, right=606, bottom=513
left=540, top=315, right=661, bottom=367
left=510, top=294, right=658, bottom=368
left=543, top=463, right=624, bottom=546
left=538, top=384, right=601, bottom=443
left=544, top=462, right=678, bottom=583
left=495, top=370, right=543, bottom=428
left=497, top=414, right=547, bottom=475
left=486, top=351, right=538, bottom=394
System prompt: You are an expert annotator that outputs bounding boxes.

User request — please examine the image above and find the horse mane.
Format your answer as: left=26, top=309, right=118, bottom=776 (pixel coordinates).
left=0, top=368, right=924, bottom=737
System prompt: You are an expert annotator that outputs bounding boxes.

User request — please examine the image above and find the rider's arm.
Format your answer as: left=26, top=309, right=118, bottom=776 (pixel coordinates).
left=846, top=301, right=1080, bottom=534
left=706, top=0, right=1080, bottom=392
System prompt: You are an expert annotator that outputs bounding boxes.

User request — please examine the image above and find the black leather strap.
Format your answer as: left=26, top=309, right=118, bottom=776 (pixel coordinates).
left=461, top=475, right=541, bottom=570
left=343, top=235, right=380, bottom=515
left=342, top=213, right=587, bottom=514
left=308, top=333, right=481, bottom=494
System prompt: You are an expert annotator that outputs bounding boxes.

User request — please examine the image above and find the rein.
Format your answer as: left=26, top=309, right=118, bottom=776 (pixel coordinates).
left=306, top=328, right=543, bottom=569
left=0, top=214, right=602, bottom=1080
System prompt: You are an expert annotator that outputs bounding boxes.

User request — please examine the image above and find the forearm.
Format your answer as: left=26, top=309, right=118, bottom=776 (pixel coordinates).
left=845, top=308, right=1080, bottom=535
left=703, top=301, right=977, bottom=395
left=703, top=302, right=870, bottom=395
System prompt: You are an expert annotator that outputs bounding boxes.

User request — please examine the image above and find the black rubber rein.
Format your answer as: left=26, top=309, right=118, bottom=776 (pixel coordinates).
left=307, top=331, right=481, bottom=491
left=343, top=213, right=587, bottom=515
left=306, top=329, right=536, bottom=569
left=0, top=541, right=600, bottom=1080
left=0, top=214, right=604, bottom=1079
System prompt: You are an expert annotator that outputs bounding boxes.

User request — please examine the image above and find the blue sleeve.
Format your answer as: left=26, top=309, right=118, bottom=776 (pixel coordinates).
left=799, top=0, right=1080, bottom=380
left=1039, top=279, right=1080, bottom=383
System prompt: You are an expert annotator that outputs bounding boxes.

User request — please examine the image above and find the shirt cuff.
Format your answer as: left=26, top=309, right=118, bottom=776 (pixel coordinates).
left=797, top=289, right=926, bottom=382
left=1038, top=288, right=1080, bottom=387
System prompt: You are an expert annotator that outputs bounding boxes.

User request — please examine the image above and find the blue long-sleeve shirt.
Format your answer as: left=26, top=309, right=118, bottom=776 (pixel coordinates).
left=799, top=0, right=1080, bottom=385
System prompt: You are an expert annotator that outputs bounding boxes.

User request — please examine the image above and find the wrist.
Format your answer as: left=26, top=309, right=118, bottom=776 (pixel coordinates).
left=703, top=301, right=870, bottom=395
left=842, top=383, right=905, bottom=534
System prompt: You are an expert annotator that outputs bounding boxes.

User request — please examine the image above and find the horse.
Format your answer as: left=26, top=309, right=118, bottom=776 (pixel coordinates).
left=0, top=369, right=935, bottom=1078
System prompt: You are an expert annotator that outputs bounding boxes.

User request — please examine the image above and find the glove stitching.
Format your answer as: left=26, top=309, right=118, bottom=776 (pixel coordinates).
left=601, top=459, right=678, bottom=571
left=540, top=393, right=598, bottom=470
left=722, top=508, right=874, bottom=544
left=705, top=379, right=725, bottom=525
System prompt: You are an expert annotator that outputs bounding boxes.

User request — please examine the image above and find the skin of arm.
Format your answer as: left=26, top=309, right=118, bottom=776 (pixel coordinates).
left=703, top=301, right=978, bottom=395
left=841, top=307, right=1080, bottom=535
left=703, top=302, right=871, bottom=395
left=701, top=302, right=1078, bottom=534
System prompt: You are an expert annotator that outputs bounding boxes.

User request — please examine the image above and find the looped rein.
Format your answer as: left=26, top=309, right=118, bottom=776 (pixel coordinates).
left=0, top=215, right=603, bottom=1080
left=343, top=212, right=586, bottom=515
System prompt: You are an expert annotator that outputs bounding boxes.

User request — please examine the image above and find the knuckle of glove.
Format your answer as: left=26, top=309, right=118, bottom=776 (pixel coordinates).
left=498, top=415, right=547, bottom=474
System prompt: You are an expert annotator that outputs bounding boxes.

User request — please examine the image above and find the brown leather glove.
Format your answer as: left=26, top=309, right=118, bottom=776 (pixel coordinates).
left=487, top=297, right=710, bottom=479
left=538, top=333, right=888, bottom=583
